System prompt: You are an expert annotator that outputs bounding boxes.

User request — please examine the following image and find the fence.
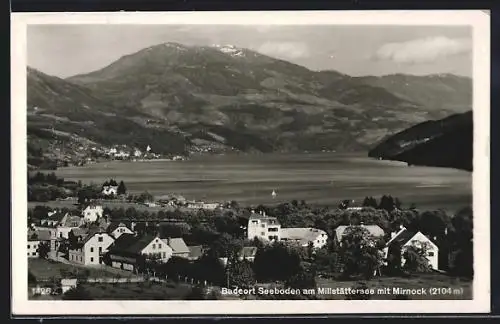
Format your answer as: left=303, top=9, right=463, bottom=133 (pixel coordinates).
left=83, top=277, right=145, bottom=283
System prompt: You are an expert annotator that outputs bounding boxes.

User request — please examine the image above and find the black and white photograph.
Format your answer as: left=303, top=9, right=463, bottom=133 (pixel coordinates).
left=11, top=10, right=490, bottom=315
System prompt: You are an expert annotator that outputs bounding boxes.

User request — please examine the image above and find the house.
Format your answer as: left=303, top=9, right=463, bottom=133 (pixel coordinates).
left=68, top=229, right=115, bottom=265
left=187, top=245, right=204, bottom=261
left=334, top=224, right=385, bottom=246
left=383, top=226, right=439, bottom=270
left=163, top=237, right=190, bottom=258
left=82, top=205, right=104, bottom=223
left=107, top=234, right=173, bottom=271
left=37, top=212, right=84, bottom=250
left=247, top=211, right=281, bottom=242
left=280, top=228, right=328, bottom=249
left=238, top=246, right=258, bottom=262
left=27, top=230, right=51, bottom=258
left=102, top=186, right=118, bottom=197
left=107, top=222, right=135, bottom=239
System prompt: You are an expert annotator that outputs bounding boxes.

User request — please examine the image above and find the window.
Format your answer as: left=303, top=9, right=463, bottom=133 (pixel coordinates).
left=162, top=252, right=166, bottom=258
left=261, top=224, right=265, bottom=228
left=251, top=220, right=258, bottom=224
left=32, top=252, right=36, bottom=256
left=27, top=245, right=30, bottom=249
left=268, top=227, right=278, bottom=232
left=90, top=257, right=94, bottom=262
left=98, top=236, right=103, bottom=242
left=152, top=244, right=156, bottom=249
left=428, top=252, right=434, bottom=257
left=59, top=233, right=63, bottom=238
left=27, top=252, right=29, bottom=256
left=158, top=244, right=162, bottom=249
left=90, top=247, right=94, bottom=252
left=261, top=232, right=265, bottom=236
left=99, top=247, right=102, bottom=253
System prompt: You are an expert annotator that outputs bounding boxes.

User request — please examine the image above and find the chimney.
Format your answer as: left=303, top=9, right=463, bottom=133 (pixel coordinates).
left=399, top=224, right=404, bottom=230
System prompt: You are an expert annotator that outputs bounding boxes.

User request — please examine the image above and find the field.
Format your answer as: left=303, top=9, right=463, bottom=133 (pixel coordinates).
left=77, top=281, right=193, bottom=300
left=316, top=273, right=472, bottom=300
left=51, top=152, right=472, bottom=212
left=28, top=258, right=137, bottom=281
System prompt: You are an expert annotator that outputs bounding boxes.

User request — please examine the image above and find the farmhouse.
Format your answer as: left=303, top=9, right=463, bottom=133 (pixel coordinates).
left=107, top=234, right=173, bottom=271
left=27, top=230, right=51, bottom=258
left=280, top=227, right=328, bottom=249
left=68, top=229, right=115, bottom=265
left=247, top=211, right=281, bottom=242
left=383, top=226, right=439, bottom=270
left=82, top=204, right=103, bottom=223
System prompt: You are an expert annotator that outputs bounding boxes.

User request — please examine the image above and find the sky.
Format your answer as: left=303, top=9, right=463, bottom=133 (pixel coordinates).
left=27, top=24, right=473, bottom=78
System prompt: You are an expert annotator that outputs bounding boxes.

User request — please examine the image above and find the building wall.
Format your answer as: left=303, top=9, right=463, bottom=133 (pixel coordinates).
left=83, top=206, right=103, bottom=223
left=27, top=240, right=40, bottom=258
left=111, top=226, right=134, bottom=239
left=83, top=233, right=115, bottom=265
left=68, top=248, right=85, bottom=264
left=35, top=227, right=58, bottom=250
left=172, top=252, right=190, bottom=259
left=247, top=218, right=281, bottom=242
left=141, top=237, right=173, bottom=262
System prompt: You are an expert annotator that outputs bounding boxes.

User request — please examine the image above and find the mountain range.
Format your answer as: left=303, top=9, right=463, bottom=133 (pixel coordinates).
left=26, top=42, right=473, bottom=167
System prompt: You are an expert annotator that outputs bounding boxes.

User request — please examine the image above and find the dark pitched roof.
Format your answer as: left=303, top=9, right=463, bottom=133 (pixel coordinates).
left=108, top=233, right=155, bottom=256
left=386, top=229, right=416, bottom=248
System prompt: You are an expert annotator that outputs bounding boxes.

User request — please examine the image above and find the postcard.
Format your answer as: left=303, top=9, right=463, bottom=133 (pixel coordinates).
left=11, top=10, right=490, bottom=315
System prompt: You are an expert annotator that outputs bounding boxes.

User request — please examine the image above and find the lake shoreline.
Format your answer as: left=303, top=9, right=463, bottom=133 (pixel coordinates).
left=43, top=152, right=471, bottom=213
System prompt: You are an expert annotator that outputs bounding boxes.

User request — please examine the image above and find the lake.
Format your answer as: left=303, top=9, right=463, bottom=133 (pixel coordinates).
left=53, top=153, right=472, bottom=213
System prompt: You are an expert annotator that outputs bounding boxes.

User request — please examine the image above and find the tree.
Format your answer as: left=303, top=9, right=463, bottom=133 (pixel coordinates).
left=28, top=271, right=37, bottom=284
left=228, top=260, right=255, bottom=288
left=38, top=242, right=50, bottom=259
left=285, top=265, right=316, bottom=290
left=339, top=226, right=383, bottom=280
left=362, top=197, right=378, bottom=208
left=117, top=181, right=127, bottom=196
left=402, top=244, right=431, bottom=274
left=378, top=195, right=395, bottom=212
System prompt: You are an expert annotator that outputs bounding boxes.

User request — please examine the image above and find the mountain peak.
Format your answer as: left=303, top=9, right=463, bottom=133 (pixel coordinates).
left=210, top=44, right=246, bottom=57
